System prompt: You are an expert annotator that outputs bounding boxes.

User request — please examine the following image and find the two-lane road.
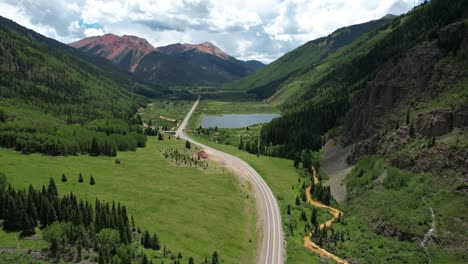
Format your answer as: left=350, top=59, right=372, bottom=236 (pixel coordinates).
left=176, top=97, right=284, bottom=264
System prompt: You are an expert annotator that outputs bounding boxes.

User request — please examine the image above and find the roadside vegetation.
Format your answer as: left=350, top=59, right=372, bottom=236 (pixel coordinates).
left=0, top=137, right=257, bottom=263
left=138, top=100, right=193, bottom=130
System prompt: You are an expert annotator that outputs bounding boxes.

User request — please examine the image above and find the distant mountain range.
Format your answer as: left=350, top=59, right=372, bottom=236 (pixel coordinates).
left=70, top=35, right=264, bottom=85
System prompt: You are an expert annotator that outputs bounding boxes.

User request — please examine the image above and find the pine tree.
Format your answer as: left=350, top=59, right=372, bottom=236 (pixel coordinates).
left=295, top=196, right=300, bottom=205
left=211, top=251, right=219, bottom=264
left=158, top=132, right=163, bottom=140
left=48, top=177, right=58, bottom=197
left=151, top=233, right=160, bottom=250
left=78, top=173, right=83, bottom=183
left=287, top=204, right=291, bottom=215
left=406, top=108, right=411, bottom=124
left=189, top=257, right=195, bottom=264
left=3, top=196, right=21, bottom=230
left=61, top=173, right=67, bottom=182
left=178, top=252, right=182, bottom=259
left=311, top=208, right=318, bottom=226
left=143, top=231, right=151, bottom=248
left=0, top=109, right=5, bottom=122
left=90, top=136, right=99, bottom=156
left=293, top=154, right=300, bottom=169
left=90, top=175, right=95, bottom=185
left=185, top=140, right=191, bottom=149
left=238, top=138, right=244, bottom=150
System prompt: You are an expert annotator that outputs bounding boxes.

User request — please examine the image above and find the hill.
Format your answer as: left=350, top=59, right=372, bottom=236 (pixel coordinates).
left=223, top=16, right=394, bottom=103
left=70, top=34, right=155, bottom=72
left=0, top=16, right=162, bottom=156
left=71, top=36, right=264, bottom=86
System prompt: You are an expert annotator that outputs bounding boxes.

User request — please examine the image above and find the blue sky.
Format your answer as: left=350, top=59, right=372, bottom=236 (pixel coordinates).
left=0, top=0, right=422, bottom=63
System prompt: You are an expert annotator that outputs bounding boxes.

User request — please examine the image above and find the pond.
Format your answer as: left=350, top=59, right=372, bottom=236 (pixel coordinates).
left=201, top=113, right=281, bottom=128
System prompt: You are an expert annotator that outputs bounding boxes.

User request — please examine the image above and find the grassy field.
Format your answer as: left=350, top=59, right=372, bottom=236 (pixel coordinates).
left=0, top=136, right=257, bottom=263
left=138, top=99, right=193, bottom=130
left=187, top=132, right=326, bottom=264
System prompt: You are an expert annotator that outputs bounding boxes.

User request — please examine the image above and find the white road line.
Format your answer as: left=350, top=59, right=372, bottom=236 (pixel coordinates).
left=176, top=97, right=284, bottom=264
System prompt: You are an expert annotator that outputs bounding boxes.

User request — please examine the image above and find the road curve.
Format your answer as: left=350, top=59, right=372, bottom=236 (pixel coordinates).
left=176, top=97, right=284, bottom=264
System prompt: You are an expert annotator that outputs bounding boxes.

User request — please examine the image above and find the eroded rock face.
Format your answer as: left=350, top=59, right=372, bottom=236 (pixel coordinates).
left=453, top=105, right=468, bottom=128
left=343, top=22, right=468, bottom=177
left=416, top=106, right=468, bottom=137
left=344, top=40, right=443, bottom=144
left=416, top=108, right=452, bottom=137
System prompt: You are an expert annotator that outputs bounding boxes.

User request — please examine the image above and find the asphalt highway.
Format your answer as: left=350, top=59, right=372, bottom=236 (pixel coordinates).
left=176, top=97, right=284, bottom=264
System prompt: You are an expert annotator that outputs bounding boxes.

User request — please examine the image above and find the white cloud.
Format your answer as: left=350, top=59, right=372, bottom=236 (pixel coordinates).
left=0, top=0, right=421, bottom=63
left=84, top=27, right=105, bottom=37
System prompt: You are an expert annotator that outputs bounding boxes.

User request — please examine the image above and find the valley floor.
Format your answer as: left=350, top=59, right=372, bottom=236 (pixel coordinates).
left=0, top=137, right=257, bottom=263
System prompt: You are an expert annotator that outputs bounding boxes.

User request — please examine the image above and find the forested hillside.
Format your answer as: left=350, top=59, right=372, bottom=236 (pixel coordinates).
left=0, top=17, right=159, bottom=156
left=258, top=0, right=468, bottom=159
left=224, top=16, right=393, bottom=101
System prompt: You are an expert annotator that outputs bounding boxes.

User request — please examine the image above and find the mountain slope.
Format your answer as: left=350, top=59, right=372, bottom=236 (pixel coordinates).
left=0, top=16, right=153, bottom=156
left=224, top=16, right=393, bottom=102
left=155, top=42, right=232, bottom=60
left=70, top=34, right=155, bottom=72
left=70, top=37, right=264, bottom=86
left=255, top=1, right=467, bottom=262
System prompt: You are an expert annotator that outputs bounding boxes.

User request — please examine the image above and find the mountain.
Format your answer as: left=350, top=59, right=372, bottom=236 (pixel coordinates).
left=70, top=37, right=264, bottom=86
left=254, top=1, right=467, bottom=262
left=70, top=34, right=155, bottom=72
left=0, top=16, right=163, bottom=156
left=224, top=15, right=395, bottom=104
left=155, top=42, right=232, bottom=61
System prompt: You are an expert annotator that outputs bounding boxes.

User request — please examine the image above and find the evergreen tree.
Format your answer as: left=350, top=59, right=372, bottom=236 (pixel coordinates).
left=90, top=175, right=96, bottom=185
left=295, top=196, right=300, bottom=205
left=211, top=251, right=219, bottom=264
left=151, top=233, right=160, bottom=250
left=287, top=204, right=291, bottom=215
left=185, top=140, right=191, bottom=149
left=0, top=109, right=5, bottom=122
left=143, top=231, right=151, bottom=248
left=158, top=132, right=163, bottom=141
left=3, top=196, right=20, bottom=230
left=48, top=177, right=58, bottom=197
left=189, top=257, right=194, bottom=264
left=90, top=137, right=99, bottom=156
left=311, top=208, right=318, bottom=226
left=238, top=138, right=244, bottom=150
left=78, top=173, right=83, bottom=183
left=293, top=154, right=300, bottom=169
left=61, top=173, right=67, bottom=182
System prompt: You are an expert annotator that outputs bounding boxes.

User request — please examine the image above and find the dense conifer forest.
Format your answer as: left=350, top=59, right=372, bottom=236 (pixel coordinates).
left=258, top=0, right=467, bottom=158
left=0, top=18, right=169, bottom=156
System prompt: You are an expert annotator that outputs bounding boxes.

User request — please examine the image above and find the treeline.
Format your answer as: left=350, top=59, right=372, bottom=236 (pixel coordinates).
left=0, top=19, right=153, bottom=156
left=0, top=175, right=221, bottom=263
left=260, top=92, right=348, bottom=158
left=258, top=0, right=467, bottom=159
left=0, top=177, right=137, bottom=262
left=0, top=117, right=147, bottom=156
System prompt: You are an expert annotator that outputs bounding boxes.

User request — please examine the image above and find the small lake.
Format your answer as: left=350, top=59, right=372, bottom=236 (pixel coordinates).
left=201, top=113, right=280, bottom=128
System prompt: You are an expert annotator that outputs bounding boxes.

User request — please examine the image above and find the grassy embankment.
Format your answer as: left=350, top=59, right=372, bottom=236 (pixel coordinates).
left=0, top=136, right=257, bottom=263
left=187, top=98, right=326, bottom=263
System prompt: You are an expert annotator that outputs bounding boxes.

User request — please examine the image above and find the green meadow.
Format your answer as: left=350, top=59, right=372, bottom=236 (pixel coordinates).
left=0, top=136, right=257, bottom=263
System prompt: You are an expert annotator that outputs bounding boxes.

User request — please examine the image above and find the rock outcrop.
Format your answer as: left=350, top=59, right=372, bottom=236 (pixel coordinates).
left=344, top=22, right=468, bottom=178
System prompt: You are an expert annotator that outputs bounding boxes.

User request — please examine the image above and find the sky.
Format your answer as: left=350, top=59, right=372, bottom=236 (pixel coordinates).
left=0, top=0, right=423, bottom=63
